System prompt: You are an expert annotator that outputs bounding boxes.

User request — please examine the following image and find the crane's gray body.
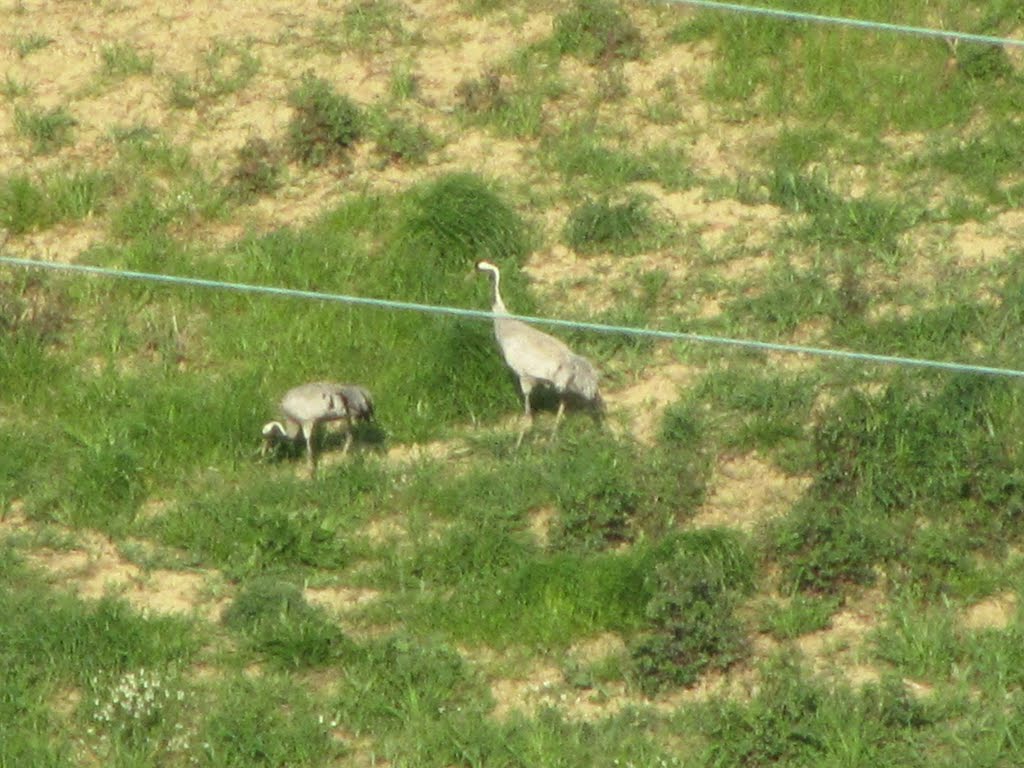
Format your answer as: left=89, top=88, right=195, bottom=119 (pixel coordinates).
left=261, top=381, right=374, bottom=472
left=477, top=260, right=601, bottom=443
left=492, top=315, right=600, bottom=404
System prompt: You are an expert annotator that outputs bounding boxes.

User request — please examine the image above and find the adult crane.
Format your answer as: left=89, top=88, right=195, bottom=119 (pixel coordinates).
left=476, top=260, right=602, bottom=446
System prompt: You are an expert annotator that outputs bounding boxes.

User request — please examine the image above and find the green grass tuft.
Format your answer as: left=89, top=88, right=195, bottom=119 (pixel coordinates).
left=12, top=33, right=53, bottom=57
left=151, top=469, right=373, bottom=578
left=0, top=175, right=49, bottom=233
left=335, top=635, right=489, bottom=732
left=392, top=171, right=531, bottom=296
left=767, top=166, right=912, bottom=254
left=0, top=561, right=197, bottom=686
left=760, top=594, right=840, bottom=640
left=111, top=125, right=192, bottom=174
left=455, top=64, right=551, bottom=138
left=222, top=577, right=352, bottom=668
left=110, top=185, right=172, bottom=240
left=226, top=136, right=282, bottom=201
left=772, top=374, right=1024, bottom=596
left=631, top=529, right=753, bottom=693
left=371, top=112, right=435, bottom=165
left=563, top=195, right=658, bottom=256
left=1, top=72, right=29, bottom=99
left=287, top=72, right=363, bottom=166
left=100, top=41, right=154, bottom=78
left=701, top=655, right=941, bottom=766
left=166, top=39, right=260, bottom=108
left=685, top=365, right=818, bottom=467
left=200, top=675, right=342, bottom=766
left=424, top=549, right=656, bottom=647
left=14, top=105, right=76, bottom=154
left=551, top=0, right=643, bottom=64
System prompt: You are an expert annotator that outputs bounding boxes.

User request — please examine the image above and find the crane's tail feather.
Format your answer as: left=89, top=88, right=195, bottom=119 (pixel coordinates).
left=560, top=354, right=601, bottom=403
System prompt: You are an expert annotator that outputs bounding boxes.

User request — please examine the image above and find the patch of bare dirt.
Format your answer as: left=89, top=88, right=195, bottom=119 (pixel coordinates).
left=489, top=660, right=565, bottom=720
left=692, top=453, right=810, bottom=532
left=407, top=3, right=553, bottom=107
left=568, top=632, right=626, bottom=666
left=26, top=538, right=216, bottom=618
left=527, top=505, right=556, bottom=547
left=0, top=508, right=221, bottom=619
left=434, top=129, right=533, bottom=185
left=791, top=590, right=885, bottom=687
left=383, top=437, right=472, bottom=465
left=1, top=499, right=32, bottom=531
left=245, top=172, right=346, bottom=232
left=953, top=210, right=1024, bottom=267
left=649, top=186, right=783, bottom=252
left=795, top=607, right=874, bottom=666
left=359, top=515, right=408, bottom=544
left=485, top=633, right=760, bottom=722
left=609, top=361, right=698, bottom=444
left=524, top=245, right=636, bottom=315
left=962, top=592, right=1017, bottom=631
left=304, top=584, right=380, bottom=613
left=12, top=223, right=106, bottom=264
left=3, top=2, right=305, bottom=168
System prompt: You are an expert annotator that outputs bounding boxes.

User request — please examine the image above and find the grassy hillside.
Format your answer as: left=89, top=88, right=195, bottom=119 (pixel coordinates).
left=4, top=0, right=1024, bottom=765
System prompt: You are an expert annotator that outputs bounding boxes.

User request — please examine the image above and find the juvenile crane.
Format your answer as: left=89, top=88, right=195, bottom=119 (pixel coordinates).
left=476, top=260, right=602, bottom=446
left=261, top=382, right=374, bottom=473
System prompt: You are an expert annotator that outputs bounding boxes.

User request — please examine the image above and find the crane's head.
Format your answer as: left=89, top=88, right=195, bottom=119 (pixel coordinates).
left=475, top=260, right=500, bottom=279
left=260, top=420, right=291, bottom=457
left=262, top=421, right=287, bottom=440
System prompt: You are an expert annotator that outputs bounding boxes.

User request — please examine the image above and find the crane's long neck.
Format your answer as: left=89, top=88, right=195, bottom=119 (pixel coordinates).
left=488, top=268, right=508, bottom=314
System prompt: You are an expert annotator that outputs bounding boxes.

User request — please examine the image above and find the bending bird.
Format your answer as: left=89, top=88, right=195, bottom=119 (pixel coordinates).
left=261, top=381, right=374, bottom=473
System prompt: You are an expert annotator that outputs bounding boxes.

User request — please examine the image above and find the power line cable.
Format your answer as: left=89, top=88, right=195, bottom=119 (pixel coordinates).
left=663, top=0, right=1024, bottom=49
left=2, top=255, right=1022, bottom=380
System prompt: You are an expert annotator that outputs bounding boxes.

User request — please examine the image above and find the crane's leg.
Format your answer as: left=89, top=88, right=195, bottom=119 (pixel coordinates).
left=302, top=421, right=317, bottom=477
left=552, top=398, right=566, bottom=436
left=516, top=378, right=535, bottom=448
left=342, top=416, right=354, bottom=455
left=521, top=380, right=534, bottom=419
left=515, top=424, right=528, bottom=448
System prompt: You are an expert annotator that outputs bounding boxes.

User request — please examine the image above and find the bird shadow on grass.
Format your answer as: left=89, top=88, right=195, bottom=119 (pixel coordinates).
left=528, top=387, right=606, bottom=423
left=486, top=388, right=606, bottom=454
left=328, top=422, right=389, bottom=453
left=258, top=422, right=388, bottom=465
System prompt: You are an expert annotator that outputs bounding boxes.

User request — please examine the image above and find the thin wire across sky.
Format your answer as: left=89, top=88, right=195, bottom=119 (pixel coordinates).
left=2, top=255, right=1022, bottom=381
